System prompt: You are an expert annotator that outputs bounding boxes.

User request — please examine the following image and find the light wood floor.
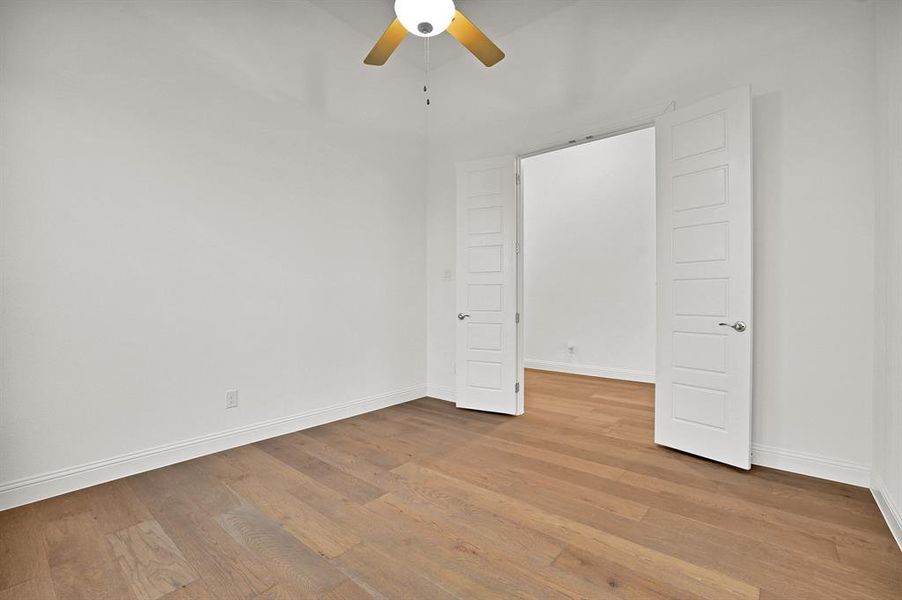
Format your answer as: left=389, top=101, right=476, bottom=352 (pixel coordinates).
left=1, top=369, right=900, bottom=599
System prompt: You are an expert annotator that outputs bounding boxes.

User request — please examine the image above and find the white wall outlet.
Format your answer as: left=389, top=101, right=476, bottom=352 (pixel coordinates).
left=225, top=389, right=239, bottom=409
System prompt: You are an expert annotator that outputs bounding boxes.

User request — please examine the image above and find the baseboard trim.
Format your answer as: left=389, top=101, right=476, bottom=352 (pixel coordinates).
left=751, top=443, right=871, bottom=487
left=524, top=359, right=655, bottom=384
left=426, top=384, right=455, bottom=402
left=0, top=384, right=426, bottom=511
left=872, top=484, right=902, bottom=552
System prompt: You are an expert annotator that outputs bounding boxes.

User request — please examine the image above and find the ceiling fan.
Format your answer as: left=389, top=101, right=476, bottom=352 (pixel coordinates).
left=364, top=0, right=505, bottom=67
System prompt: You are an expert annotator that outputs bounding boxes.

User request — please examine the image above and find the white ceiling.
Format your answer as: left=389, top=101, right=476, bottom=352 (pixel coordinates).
left=310, top=0, right=577, bottom=69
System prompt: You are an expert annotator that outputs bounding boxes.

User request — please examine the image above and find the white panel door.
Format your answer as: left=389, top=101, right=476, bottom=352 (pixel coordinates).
left=455, top=156, right=521, bottom=415
left=655, top=87, right=753, bottom=469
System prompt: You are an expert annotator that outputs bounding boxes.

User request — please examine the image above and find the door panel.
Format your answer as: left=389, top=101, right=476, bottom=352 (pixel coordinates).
left=455, top=156, right=520, bottom=415
left=655, top=87, right=753, bottom=469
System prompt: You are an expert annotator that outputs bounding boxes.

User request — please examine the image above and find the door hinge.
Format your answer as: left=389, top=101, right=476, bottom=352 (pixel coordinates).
left=515, top=312, right=520, bottom=324
left=516, top=172, right=521, bottom=185
left=515, top=241, right=520, bottom=254
left=514, top=382, right=520, bottom=393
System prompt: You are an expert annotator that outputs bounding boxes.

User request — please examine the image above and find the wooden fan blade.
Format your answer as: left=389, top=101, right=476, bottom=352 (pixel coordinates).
left=446, top=10, right=505, bottom=67
left=364, top=18, right=407, bottom=65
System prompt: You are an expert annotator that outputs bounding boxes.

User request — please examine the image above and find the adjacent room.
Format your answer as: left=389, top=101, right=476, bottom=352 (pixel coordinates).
left=521, top=127, right=658, bottom=447
left=1, top=1, right=900, bottom=598
left=523, top=127, right=656, bottom=385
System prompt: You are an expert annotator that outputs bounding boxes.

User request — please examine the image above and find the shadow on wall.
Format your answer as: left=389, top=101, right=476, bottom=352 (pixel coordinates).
left=750, top=90, right=783, bottom=444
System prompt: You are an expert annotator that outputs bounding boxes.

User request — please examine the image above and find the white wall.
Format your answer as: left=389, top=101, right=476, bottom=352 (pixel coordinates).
left=0, top=0, right=427, bottom=509
left=873, top=0, right=902, bottom=549
left=426, top=0, right=875, bottom=485
left=522, top=128, right=656, bottom=382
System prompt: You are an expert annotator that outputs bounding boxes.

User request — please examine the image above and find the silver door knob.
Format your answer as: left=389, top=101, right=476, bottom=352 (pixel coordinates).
left=718, top=321, right=747, bottom=332
left=457, top=313, right=470, bottom=320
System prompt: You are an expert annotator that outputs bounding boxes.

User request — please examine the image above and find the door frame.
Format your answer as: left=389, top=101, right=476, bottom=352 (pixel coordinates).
left=513, top=110, right=666, bottom=413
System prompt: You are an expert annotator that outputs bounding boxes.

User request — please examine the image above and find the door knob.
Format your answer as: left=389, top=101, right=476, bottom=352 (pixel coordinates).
left=457, top=313, right=470, bottom=320
left=718, top=321, right=747, bottom=332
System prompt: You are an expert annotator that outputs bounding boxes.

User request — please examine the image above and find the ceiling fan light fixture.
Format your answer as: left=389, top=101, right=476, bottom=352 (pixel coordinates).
left=394, top=0, right=455, bottom=38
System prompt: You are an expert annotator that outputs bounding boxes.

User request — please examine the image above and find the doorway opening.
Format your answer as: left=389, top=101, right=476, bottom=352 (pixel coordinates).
left=455, top=88, right=752, bottom=467
left=519, top=126, right=657, bottom=437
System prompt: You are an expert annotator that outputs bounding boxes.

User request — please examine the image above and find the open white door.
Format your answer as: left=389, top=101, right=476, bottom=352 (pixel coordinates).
left=654, top=87, right=753, bottom=469
left=455, top=156, right=521, bottom=415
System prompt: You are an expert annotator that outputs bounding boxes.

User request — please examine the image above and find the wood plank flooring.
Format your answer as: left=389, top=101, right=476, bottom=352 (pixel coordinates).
left=1, top=369, right=900, bottom=599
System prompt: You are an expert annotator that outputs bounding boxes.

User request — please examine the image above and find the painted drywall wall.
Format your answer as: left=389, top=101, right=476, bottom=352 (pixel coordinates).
left=873, top=0, right=902, bottom=548
left=0, top=0, right=427, bottom=508
left=522, top=128, right=656, bottom=382
left=426, top=0, right=875, bottom=484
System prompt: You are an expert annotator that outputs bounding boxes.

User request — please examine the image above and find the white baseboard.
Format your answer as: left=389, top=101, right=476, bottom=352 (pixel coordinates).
left=524, top=359, right=655, bottom=384
left=0, top=384, right=426, bottom=511
left=426, top=384, right=455, bottom=402
left=872, top=483, right=902, bottom=552
left=751, top=443, right=871, bottom=488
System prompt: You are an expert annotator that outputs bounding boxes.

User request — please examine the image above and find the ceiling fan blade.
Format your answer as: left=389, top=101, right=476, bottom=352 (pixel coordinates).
left=446, top=10, right=505, bottom=67
left=364, top=18, right=407, bottom=66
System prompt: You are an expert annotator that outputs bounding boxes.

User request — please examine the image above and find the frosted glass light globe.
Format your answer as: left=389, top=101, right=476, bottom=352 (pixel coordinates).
left=394, top=0, right=455, bottom=37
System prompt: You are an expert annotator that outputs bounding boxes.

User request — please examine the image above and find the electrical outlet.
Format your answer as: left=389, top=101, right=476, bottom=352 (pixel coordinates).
left=225, top=389, right=239, bottom=409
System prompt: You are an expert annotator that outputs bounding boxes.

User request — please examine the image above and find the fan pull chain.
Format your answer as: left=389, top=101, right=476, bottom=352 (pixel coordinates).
left=424, top=36, right=431, bottom=107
